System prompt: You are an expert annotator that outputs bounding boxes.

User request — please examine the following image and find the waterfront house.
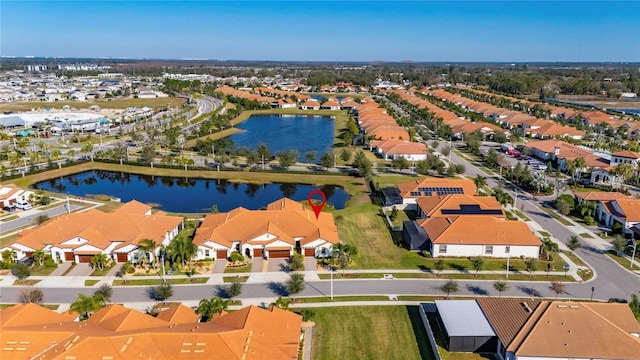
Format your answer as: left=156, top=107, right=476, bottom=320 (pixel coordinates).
left=193, top=198, right=339, bottom=260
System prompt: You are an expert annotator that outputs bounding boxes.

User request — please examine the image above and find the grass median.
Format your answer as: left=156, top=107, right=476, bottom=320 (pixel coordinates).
left=113, top=278, right=208, bottom=286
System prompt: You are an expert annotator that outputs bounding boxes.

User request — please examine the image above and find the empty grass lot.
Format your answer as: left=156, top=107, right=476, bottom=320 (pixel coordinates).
left=309, top=306, right=434, bottom=360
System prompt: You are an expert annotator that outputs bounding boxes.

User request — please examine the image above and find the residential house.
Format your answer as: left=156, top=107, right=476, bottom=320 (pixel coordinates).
left=525, top=139, right=609, bottom=183
left=610, top=150, right=640, bottom=168
left=0, top=184, right=33, bottom=208
left=270, top=98, right=296, bottom=108
left=300, top=99, right=321, bottom=110
left=193, top=198, right=339, bottom=259
left=320, top=98, right=341, bottom=110
left=0, top=303, right=302, bottom=360
left=0, top=200, right=183, bottom=264
left=596, top=198, right=640, bottom=235
left=370, top=139, right=427, bottom=161
left=415, top=194, right=504, bottom=219
left=424, top=298, right=640, bottom=360
left=417, top=216, right=540, bottom=258
left=396, top=178, right=477, bottom=209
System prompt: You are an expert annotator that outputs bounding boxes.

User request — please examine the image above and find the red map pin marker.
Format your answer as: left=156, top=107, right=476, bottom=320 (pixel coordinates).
left=307, top=189, right=327, bottom=220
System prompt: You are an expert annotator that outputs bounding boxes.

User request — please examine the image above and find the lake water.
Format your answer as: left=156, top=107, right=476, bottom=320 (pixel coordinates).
left=32, top=170, right=350, bottom=213
left=230, top=114, right=334, bottom=160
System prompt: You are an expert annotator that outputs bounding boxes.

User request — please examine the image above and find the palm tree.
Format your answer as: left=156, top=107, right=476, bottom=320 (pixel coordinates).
left=611, top=163, right=634, bottom=190
left=567, top=236, right=582, bottom=251
left=167, top=236, right=197, bottom=270
left=138, top=239, right=158, bottom=268
left=197, top=298, right=216, bottom=322
left=90, top=254, right=109, bottom=271
left=540, top=238, right=559, bottom=261
left=271, top=296, right=293, bottom=311
left=32, top=249, right=46, bottom=266
left=70, top=294, right=100, bottom=320
left=472, top=175, right=487, bottom=194
left=578, top=200, right=597, bottom=217
left=574, top=157, right=587, bottom=182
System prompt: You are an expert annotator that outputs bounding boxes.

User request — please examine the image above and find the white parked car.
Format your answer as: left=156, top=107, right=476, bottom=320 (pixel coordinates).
left=536, top=164, right=548, bottom=170
left=15, top=201, right=32, bottom=210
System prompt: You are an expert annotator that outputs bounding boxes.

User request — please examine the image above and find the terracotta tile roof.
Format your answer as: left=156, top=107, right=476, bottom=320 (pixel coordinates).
left=612, top=150, right=640, bottom=159
left=574, top=192, right=630, bottom=201
left=370, top=139, right=427, bottom=155
left=154, top=304, right=200, bottom=324
left=0, top=304, right=302, bottom=360
left=9, top=201, right=183, bottom=252
left=416, top=194, right=504, bottom=218
left=300, top=99, right=320, bottom=107
left=608, top=198, right=640, bottom=221
left=396, top=177, right=477, bottom=198
left=419, top=216, right=541, bottom=246
left=508, top=302, right=640, bottom=359
left=193, top=198, right=339, bottom=249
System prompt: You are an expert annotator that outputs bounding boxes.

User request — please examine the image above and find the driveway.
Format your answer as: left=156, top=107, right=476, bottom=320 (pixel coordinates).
left=251, top=258, right=264, bottom=273
left=305, top=257, right=318, bottom=272
left=65, top=263, right=93, bottom=276
left=213, top=259, right=227, bottom=273
left=268, top=259, right=290, bottom=273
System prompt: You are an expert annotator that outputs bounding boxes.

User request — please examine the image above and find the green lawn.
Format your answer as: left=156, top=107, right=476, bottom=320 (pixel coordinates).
left=222, top=276, right=250, bottom=283
left=224, top=264, right=252, bottom=273
left=30, top=265, right=57, bottom=276
left=112, top=278, right=208, bottom=286
left=309, top=306, right=434, bottom=360
left=538, top=231, right=551, bottom=238
left=561, top=250, right=587, bottom=267
left=606, top=251, right=640, bottom=271
left=295, top=295, right=390, bottom=304
left=318, top=272, right=575, bottom=282
left=540, top=207, right=573, bottom=226
left=0, top=304, right=59, bottom=310
left=580, top=233, right=594, bottom=239
left=85, top=280, right=100, bottom=286
left=91, top=264, right=115, bottom=276
left=13, top=279, right=41, bottom=286
left=514, top=210, right=531, bottom=221
left=334, top=202, right=427, bottom=269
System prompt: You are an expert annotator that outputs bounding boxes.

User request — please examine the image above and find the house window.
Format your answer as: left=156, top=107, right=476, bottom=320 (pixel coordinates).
left=439, top=245, right=447, bottom=254
left=204, top=250, right=210, bottom=257
left=505, top=246, right=510, bottom=254
left=485, top=246, right=494, bottom=255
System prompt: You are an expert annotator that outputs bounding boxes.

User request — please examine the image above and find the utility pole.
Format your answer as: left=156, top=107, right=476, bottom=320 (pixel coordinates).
left=66, top=194, right=71, bottom=214
left=631, top=233, right=637, bottom=269
left=329, top=266, right=334, bottom=300
left=506, top=253, right=510, bottom=279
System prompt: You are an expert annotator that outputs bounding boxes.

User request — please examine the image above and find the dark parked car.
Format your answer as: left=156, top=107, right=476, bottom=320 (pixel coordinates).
left=3, top=205, right=16, bottom=212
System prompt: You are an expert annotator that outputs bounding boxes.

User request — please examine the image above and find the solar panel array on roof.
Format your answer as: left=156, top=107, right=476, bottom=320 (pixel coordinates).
left=418, top=187, right=465, bottom=196
left=441, top=204, right=504, bottom=216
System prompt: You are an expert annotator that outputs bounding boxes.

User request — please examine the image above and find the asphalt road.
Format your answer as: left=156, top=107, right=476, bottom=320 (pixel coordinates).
left=1, top=203, right=83, bottom=232
left=0, top=277, right=609, bottom=304
left=440, top=141, right=640, bottom=300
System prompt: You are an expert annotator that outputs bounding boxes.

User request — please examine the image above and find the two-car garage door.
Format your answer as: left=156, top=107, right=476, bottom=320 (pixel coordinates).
left=268, top=250, right=291, bottom=259
left=77, top=255, right=94, bottom=263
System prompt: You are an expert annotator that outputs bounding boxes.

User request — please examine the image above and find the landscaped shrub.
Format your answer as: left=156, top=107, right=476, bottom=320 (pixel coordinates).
left=44, top=257, right=57, bottom=268
left=230, top=251, right=245, bottom=263
left=584, top=215, right=596, bottom=226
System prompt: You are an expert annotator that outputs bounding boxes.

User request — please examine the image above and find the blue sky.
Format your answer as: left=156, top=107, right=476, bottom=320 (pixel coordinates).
left=2, top=1, right=639, bottom=62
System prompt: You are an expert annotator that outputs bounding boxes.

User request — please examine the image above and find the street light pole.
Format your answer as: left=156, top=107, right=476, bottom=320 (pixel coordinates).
left=631, top=233, right=637, bottom=269
left=329, top=266, right=334, bottom=300
left=506, top=253, right=510, bottom=279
